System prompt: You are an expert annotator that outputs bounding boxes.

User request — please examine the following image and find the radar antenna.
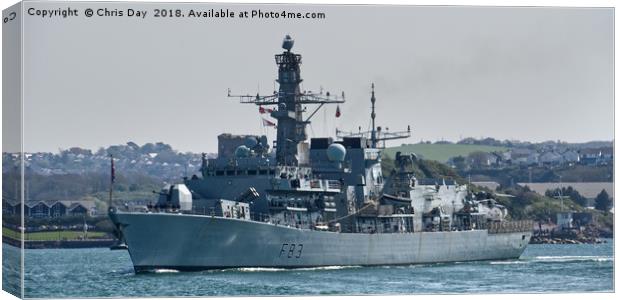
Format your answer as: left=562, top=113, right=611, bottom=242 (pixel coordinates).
left=227, top=35, right=345, bottom=166
left=336, top=83, right=411, bottom=148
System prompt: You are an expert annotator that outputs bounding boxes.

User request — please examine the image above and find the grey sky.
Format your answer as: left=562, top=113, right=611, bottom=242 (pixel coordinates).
left=18, top=3, right=613, bottom=153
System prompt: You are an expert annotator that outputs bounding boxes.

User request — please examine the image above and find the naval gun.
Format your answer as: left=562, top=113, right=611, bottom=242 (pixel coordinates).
left=150, top=184, right=192, bottom=212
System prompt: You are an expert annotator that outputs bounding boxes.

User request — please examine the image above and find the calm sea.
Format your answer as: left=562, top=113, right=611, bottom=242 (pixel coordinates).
left=2, top=241, right=614, bottom=298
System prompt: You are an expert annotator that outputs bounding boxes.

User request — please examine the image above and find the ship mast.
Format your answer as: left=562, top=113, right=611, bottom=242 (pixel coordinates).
left=228, top=35, right=344, bottom=166
left=370, top=83, right=377, bottom=148
left=337, top=83, right=411, bottom=147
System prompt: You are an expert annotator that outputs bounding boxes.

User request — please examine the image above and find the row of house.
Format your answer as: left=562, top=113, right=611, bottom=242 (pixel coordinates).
left=2, top=199, right=97, bottom=218
left=579, top=148, right=614, bottom=166
left=509, top=147, right=612, bottom=166
left=452, top=147, right=613, bottom=169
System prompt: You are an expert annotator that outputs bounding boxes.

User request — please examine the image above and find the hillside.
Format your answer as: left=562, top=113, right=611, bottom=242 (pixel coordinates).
left=381, top=156, right=464, bottom=183
left=383, top=143, right=507, bottom=162
left=517, top=182, right=614, bottom=200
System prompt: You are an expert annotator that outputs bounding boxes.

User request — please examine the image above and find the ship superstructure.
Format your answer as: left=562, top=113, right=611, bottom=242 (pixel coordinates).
left=109, top=35, right=533, bottom=273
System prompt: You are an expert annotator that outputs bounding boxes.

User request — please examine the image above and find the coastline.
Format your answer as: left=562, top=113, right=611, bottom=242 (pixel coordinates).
left=2, top=236, right=115, bottom=249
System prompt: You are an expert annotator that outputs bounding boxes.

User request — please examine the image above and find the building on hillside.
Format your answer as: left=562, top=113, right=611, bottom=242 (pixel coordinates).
left=572, top=212, right=595, bottom=228
left=556, top=212, right=573, bottom=230
left=599, top=147, right=613, bottom=165
left=509, top=148, right=539, bottom=165
left=501, top=151, right=512, bottom=161
left=539, top=152, right=563, bottom=165
left=464, top=152, right=501, bottom=169
left=580, top=148, right=601, bottom=165
left=555, top=211, right=595, bottom=231
left=489, top=152, right=506, bottom=167
left=471, top=181, right=501, bottom=191
left=562, top=150, right=580, bottom=164
left=580, top=147, right=613, bottom=166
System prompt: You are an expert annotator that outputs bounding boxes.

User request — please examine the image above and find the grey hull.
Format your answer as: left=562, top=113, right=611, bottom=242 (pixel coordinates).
left=112, top=212, right=532, bottom=272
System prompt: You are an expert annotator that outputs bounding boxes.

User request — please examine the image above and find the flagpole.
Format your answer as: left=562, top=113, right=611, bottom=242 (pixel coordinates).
left=109, top=154, right=114, bottom=210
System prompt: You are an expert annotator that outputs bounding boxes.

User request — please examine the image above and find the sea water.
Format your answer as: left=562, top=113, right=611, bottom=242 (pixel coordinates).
left=2, top=240, right=613, bottom=298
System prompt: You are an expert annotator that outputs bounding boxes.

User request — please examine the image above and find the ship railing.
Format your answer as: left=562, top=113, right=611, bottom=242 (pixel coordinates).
left=186, top=207, right=206, bottom=216
left=488, top=220, right=534, bottom=234
left=327, top=180, right=342, bottom=190
left=183, top=207, right=274, bottom=223
left=250, top=212, right=272, bottom=223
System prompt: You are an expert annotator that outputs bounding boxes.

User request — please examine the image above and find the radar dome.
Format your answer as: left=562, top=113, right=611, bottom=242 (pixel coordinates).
left=259, top=135, right=269, bottom=147
left=234, top=145, right=251, bottom=158
left=282, top=35, right=294, bottom=51
left=244, top=137, right=258, bottom=148
left=326, top=143, right=346, bottom=162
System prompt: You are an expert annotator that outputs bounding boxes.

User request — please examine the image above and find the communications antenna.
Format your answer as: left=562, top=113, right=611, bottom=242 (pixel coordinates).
left=336, top=83, right=411, bottom=148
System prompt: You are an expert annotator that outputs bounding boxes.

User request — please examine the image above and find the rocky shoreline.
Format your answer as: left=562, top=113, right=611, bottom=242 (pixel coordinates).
left=529, top=223, right=612, bottom=244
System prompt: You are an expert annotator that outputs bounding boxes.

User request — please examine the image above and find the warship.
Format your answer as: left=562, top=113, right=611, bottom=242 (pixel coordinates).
left=109, top=35, right=533, bottom=273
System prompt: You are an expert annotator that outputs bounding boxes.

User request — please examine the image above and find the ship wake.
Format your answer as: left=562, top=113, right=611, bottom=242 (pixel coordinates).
left=490, top=255, right=613, bottom=265
left=224, top=266, right=362, bottom=273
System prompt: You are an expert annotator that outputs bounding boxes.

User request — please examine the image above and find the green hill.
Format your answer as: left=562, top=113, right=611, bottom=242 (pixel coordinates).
left=383, top=143, right=508, bottom=162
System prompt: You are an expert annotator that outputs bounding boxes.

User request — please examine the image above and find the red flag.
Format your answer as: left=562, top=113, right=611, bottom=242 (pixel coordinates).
left=110, top=155, right=115, bottom=184
left=262, top=118, right=276, bottom=127
left=335, top=105, right=341, bottom=118
left=259, top=106, right=273, bottom=114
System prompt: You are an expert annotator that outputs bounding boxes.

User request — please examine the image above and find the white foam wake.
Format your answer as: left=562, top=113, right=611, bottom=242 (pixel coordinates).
left=151, top=268, right=180, bottom=273
left=489, top=261, right=528, bottom=265
left=489, top=255, right=613, bottom=265
left=297, top=265, right=361, bottom=271
left=533, top=255, right=613, bottom=263
left=232, top=267, right=288, bottom=272
left=232, top=265, right=361, bottom=272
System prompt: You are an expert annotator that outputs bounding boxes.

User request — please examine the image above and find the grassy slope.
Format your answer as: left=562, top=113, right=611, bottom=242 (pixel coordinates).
left=2, top=227, right=107, bottom=241
left=383, top=144, right=507, bottom=162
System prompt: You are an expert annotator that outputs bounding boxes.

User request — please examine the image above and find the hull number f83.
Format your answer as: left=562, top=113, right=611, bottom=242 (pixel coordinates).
left=279, top=243, right=303, bottom=258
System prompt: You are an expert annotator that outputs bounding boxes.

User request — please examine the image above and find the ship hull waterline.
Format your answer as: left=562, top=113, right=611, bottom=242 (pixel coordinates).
left=111, top=211, right=532, bottom=273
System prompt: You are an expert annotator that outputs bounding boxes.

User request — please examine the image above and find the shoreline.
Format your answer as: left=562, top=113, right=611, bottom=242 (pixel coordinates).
left=529, top=236, right=608, bottom=244
left=2, top=236, right=115, bottom=249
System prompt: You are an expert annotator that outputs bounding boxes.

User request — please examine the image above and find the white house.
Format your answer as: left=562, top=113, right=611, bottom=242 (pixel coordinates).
left=556, top=212, right=573, bottom=230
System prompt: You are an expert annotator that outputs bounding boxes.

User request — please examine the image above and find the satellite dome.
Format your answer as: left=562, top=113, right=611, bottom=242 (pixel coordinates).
left=259, top=135, right=268, bottom=147
left=282, top=35, right=294, bottom=51
left=244, top=137, right=258, bottom=148
left=326, top=143, right=347, bottom=162
left=234, top=145, right=251, bottom=158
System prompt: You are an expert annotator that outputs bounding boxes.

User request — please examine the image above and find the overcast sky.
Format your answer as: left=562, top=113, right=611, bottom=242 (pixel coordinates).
left=18, top=3, right=613, bottom=153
